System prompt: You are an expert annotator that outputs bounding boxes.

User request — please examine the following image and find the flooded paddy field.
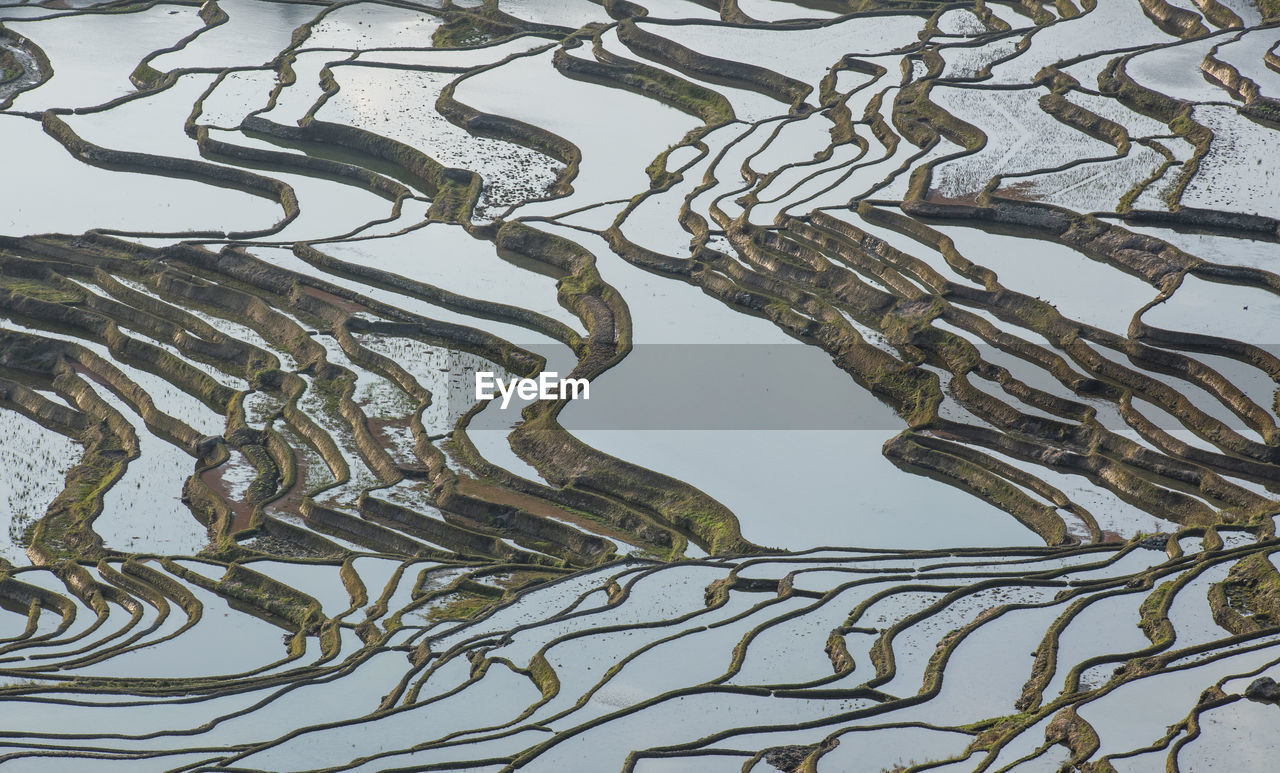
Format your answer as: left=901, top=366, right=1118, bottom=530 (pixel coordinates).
left=1, top=0, right=1280, bottom=769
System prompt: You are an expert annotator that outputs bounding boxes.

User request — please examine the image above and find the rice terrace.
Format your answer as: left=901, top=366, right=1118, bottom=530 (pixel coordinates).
left=1, top=0, right=1280, bottom=770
